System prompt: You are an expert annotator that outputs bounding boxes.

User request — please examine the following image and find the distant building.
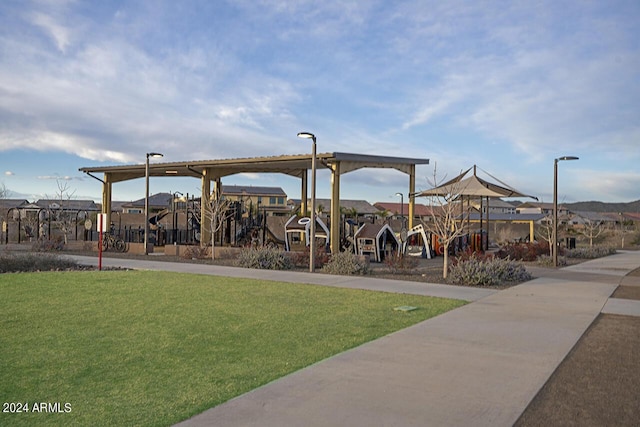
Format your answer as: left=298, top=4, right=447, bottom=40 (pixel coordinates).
left=35, top=199, right=100, bottom=213
left=222, top=185, right=289, bottom=216
left=373, top=202, right=439, bottom=223
left=516, top=202, right=570, bottom=217
left=120, top=193, right=173, bottom=214
left=470, top=198, right=517, bottom=215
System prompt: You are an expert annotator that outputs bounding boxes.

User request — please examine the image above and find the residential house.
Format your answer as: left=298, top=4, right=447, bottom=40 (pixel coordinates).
left=470, top=198, right=517, bottom=215
left=222, top=185, right=289, bottom=216
left=516, top=202, right=570, bottom=217
left=373, top=202, right=439, bottom=223
left=120, top=193, right=173, bottom=214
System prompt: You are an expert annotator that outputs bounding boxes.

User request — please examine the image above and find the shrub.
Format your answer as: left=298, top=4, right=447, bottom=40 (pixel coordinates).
left=32, top=237, right=65, bottom=252
left=451, top=248, right=494, bottom=266
left=236, top=247, right=292, bottom=270
left=322, top=251, right=370, bottom=276
left=535, top=254, right=567, bottom=267
left=182, top=245, right=209, bottom=259
left=566, top=246, right=616, bottom=259
left=496, top=241, right=550, bottom=261
left=447, top=253, right=532, bottom=287
left=0, top=252, right=79, bottom=273
left=384, top=252, right=418, bottom=274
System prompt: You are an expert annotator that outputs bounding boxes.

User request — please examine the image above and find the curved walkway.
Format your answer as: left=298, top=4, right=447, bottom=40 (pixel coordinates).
left=65, top=251, right=640, bottom=427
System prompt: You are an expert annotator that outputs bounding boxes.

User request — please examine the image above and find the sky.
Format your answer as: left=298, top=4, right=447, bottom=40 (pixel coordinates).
left=1, top=0, right=639, bottom=206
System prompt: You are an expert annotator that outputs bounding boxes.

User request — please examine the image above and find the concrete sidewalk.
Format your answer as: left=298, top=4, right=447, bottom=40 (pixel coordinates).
left=67, top=251, right=640, bottom=426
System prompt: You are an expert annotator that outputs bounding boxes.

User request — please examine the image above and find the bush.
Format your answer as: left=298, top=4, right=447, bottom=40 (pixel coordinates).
left=0, top=252, right=79, bottom=273
left=496, top=241, right=550, bottom=261
left=535, top=254, right=567, bottom=267
left=32, top=237, right=65, bottom=252
left=447, top=253, right=532, bottom=287
left=322, top=251, right=370, bottom=276
left=182, top=245, right=210, bottom=260
left=236, top=247, right=292, bottom=270
left=566, top=246, right=616, bottom=259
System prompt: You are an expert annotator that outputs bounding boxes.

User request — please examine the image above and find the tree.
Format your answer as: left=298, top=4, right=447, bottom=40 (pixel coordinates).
left=422, top=167, right=473, bottom=279
left=535, top=214, right=554, bottom=256
left=579, top=218, right=605, bottom=247
left=202, top=193, right=234, bottom=261
left=49, top=180, right=77, bottom=245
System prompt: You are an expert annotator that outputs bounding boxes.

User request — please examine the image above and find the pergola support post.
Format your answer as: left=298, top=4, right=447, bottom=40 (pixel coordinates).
left=408, top=165, right=416, bottom=229
left=330, top=162, right=341, bottom=254
left=102, top=173, right=112, bottom=230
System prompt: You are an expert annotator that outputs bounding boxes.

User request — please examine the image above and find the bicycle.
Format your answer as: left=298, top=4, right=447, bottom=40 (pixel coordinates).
left=102, top=233, right=127, bottom=252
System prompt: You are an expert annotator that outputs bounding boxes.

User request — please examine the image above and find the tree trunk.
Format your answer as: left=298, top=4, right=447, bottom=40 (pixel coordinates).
left=442, top=245, right=449, bottom=279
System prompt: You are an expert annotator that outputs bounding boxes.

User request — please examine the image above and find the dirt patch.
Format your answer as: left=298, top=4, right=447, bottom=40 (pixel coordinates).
left=612, top=286, right=640, bottom=300
left=515, top=314, right=640, bottom=426
left=628, top=266, right=640, bottom=277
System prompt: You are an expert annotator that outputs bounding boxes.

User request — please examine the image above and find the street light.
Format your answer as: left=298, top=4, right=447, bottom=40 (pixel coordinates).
left=145, top=152, right=164, bottom=255
left=553, top=155, right=579, bottom=267
left=298, top=132, right=317, bottom=272
left=172, top=191, right=183, bottom=244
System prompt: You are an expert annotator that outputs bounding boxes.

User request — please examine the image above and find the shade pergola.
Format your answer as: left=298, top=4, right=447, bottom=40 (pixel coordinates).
left=415, top=165, right=538, bottom=248
left=80, top=152, right=430, bottom=254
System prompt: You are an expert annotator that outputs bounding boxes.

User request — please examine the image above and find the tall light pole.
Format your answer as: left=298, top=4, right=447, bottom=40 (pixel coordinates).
left=298, top=132, right=316, bottom=272
left=145, top=152, right=164, bottom=254
left=553, top=156, right=579, bottom=267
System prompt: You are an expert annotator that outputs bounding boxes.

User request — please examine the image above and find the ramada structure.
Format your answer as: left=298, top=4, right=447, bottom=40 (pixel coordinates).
left=79, top=152, right=429, bottom=254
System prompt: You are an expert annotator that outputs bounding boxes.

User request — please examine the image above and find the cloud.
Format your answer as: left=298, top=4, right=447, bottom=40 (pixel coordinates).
left=29, top=11, right=71, bottom=52
left=5, top=171, right=14, bottom=176
left=37, top=175, right=82, bottom=181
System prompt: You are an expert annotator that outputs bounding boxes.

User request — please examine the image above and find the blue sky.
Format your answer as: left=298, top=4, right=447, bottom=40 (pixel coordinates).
left=1, top=0, right=639, bottom=205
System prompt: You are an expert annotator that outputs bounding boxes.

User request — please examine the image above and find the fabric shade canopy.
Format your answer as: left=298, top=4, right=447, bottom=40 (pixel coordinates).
left=416, top=166, right=538, bottom=200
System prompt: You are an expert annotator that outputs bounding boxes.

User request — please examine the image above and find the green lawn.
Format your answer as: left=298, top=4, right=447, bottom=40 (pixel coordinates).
left=0, top=270, right=465, bottom=426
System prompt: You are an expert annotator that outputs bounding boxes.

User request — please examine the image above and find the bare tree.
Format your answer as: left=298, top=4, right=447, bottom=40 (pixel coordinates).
left=535, top=215, right=554, bottom=256
left=422, top=167, right=473, bottom=279
left=202, top=193, right=234, bottom=261
left=48, top=180, right=77, bottom=245
left=579, top=218, right=605, bottom=247
left=616, top=216, right=635, bottom=249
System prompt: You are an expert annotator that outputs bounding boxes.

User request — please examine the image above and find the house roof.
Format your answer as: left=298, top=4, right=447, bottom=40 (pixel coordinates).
left=34, top=199, right=99, bottom=211
left=122, top=192, right=173, bottom=208
left=571, top=211, right=618, bottom=222
left=222, top=185, right=287, bottom=197
left=0, top=199, right=30, bottom=210
left=466, top=213, right=546, bottom=222
left=312, top=199, right=379, bottom=215
left=373, top=202, right=438, bottom=216
left=517, top=202, right=569, bottom=210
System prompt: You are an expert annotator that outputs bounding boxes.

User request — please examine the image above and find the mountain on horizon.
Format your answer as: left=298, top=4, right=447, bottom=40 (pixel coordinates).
left=563, top=200, right=640, bottom=213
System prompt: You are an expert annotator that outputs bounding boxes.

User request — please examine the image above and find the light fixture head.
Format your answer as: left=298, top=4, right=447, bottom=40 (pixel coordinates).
left=147, top=152, right=164, bottom=158
left=297, top=132, right=315, bottom=141
left=556, top=156, right=579, bottom=161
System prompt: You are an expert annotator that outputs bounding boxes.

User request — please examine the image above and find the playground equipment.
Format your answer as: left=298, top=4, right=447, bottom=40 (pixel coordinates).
left=353, top=223, right=399, bottom=262
left=284, top=215, right=330, bottom=252
left=402, top=224, right=432, bottom=259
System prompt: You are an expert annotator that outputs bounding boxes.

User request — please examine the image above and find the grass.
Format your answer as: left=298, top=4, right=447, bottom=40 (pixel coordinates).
left=0, top=270, right=465, bottom=426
